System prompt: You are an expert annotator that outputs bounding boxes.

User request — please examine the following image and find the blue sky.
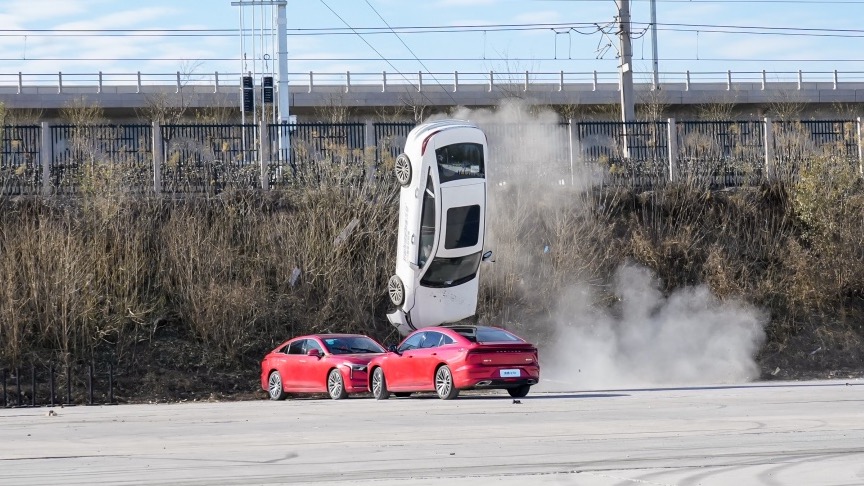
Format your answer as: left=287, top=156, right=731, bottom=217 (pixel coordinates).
left=1, top=0, right=864, bottom=86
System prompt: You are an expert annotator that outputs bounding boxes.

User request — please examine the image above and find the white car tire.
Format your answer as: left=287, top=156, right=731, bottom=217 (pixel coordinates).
left=394, top=154, right=412, bottom=187
left=388, top=275, right=405, bottom=306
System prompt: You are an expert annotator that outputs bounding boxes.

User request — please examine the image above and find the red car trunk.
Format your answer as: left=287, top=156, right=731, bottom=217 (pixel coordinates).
left=466, top=344, right=538, bottom=367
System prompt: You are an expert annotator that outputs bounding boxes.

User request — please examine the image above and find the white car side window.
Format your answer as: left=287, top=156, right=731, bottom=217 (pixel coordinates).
left=417, top=176, right=436, bottom=268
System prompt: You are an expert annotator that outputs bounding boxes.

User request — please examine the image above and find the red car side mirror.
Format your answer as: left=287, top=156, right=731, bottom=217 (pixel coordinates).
left=307, top=349, right=321, bottom=359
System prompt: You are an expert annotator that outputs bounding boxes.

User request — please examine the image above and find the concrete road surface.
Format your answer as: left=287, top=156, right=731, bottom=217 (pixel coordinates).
left=1, top=380, right=863, bottom=485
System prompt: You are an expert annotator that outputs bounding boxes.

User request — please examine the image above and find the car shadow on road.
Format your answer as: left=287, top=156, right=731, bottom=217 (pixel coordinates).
left=402, top=392, right=629, bottom=400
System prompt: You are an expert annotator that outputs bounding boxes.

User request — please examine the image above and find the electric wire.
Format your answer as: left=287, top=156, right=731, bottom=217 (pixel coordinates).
left=361, top=0, right=459, bottom=105
left=317, top=0, right=439, bottom=107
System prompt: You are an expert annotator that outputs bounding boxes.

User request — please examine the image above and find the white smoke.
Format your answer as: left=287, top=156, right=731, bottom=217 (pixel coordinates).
left=435, top=99, right=767, bottom=388
left=542, top=264, right=767, bottom=389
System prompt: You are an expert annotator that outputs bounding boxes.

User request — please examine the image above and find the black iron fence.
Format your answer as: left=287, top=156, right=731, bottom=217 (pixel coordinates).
left=1, top=362, right=115, bottom=408
left=2, top=119, right=862, bottom=195
left=49, top=124, right=153, bottom=194
left=0, top=125, right=41, bottom=195
left=161, top=124, right=257, bottom=193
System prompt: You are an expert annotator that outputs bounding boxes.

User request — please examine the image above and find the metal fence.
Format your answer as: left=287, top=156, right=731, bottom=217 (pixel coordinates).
left=2, top=119, right=862, bottom=196
left=1, top=363, right=116, bottom=408
left=0, top=125, right=40, bottom=195
left=161, top=124, right=257, bottom=193
left=49, top=124, right=153, bottom=194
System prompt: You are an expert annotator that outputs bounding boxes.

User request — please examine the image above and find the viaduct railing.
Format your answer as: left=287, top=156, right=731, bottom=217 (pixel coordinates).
left=3, top=70, right=864, bottom=94
left=1, top=119, right=862, bottom=196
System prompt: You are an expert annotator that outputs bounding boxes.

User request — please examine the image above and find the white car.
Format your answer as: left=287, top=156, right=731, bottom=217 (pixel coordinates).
left=386, top=119, right=492, bottom=335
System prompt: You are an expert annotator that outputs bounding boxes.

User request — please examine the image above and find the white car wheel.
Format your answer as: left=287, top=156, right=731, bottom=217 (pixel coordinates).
left=435, top=365, right=460, bottom=400
left=268, top=371, right=288, bottom=401
left=388, top=275, right=405, bottom=306
left=328, top=369, right=348, bottom=400
left=372, top=368, right=390, bottom=400
left=394, top=154, right=412, bottom=187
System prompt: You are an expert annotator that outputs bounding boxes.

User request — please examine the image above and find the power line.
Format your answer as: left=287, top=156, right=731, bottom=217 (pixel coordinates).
left=4, top=57, right=864, bottom=63
left=361, top=0, right=458, bottom=105
left=317, top=0, right=438, bottom=107
left=4, top=21, right=864, bottom=37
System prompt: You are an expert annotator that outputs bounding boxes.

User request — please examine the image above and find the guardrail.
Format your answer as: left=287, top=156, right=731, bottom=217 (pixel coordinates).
left=2, top=119, right=862, bottom=196
left=2, top=69, right=864, bottom=93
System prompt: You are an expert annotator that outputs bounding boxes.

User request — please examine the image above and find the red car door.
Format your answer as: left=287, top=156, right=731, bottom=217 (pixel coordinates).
left=408, top=331, right=447, bottom=390
left=300, top=338, right=329, bottom=391
left=278, top=339, right=306, bottom=390
left=388, top=332, right=425, bottom=389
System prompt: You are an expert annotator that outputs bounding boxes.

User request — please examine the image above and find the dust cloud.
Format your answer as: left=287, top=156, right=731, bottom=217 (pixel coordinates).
left=437, top=100, right=767, bottom=388
left=543, top=264, right=767, bottom=389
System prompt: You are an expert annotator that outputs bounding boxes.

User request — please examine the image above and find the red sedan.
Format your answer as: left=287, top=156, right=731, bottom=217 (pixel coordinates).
left=367, top=325, right=539, bottom=400
left=260, top=334, right=385, bottom=400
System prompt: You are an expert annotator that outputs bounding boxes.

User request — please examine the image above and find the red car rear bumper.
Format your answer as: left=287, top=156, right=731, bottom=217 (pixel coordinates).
left=452, top=364, right=540, bottom=389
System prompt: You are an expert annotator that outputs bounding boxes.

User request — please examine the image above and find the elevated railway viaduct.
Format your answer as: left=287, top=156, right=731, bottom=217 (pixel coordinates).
left=2, top=70, right=864, bottom=122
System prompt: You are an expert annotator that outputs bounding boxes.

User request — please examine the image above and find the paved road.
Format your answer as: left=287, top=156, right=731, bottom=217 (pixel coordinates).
left=1, top=380, right=863, bottom=485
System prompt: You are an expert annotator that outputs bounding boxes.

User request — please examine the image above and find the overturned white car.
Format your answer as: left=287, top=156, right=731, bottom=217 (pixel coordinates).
left=387, top=120, right=492, bottom=335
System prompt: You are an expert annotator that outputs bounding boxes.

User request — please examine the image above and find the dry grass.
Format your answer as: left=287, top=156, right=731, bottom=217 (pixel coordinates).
left=2, top=115, right=864, bottom=398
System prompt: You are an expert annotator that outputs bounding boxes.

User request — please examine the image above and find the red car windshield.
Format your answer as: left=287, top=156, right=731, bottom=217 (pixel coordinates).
left=322, top=336, right=385, bottom=355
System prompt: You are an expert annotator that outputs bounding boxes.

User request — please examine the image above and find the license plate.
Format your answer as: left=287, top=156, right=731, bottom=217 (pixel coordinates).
left=500, top=369, right=521, bottom=378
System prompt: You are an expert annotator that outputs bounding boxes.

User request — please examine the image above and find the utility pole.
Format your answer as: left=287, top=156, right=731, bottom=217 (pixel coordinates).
left=232, top=0, right=290, bottom=164
left=650, top=0, right=659, bottom=89
left=615, top=0, right=635, bottom=157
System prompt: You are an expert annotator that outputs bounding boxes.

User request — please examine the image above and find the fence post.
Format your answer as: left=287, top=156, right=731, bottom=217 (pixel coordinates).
left=857, top=117, right=863, bottom=176
left=30, top=364, right=36, bottom=407
left=382, top=71, right=386, bottom=92
left=152, top=122, right=162, bottom=193
left=259, top=120, right=270, bottom=190
left=88, top=362, right=93, bottom=405
left=764, top=117, right=775, bottom=180
left=214, top=71, right=220, bottom=93
left=17, top=72, right=22, bottom=94
left=453, top=71, right=458, bottom=92
left=489, top=71, right=494, bottom=92
left=108, top=364, right=114, bottom=404
left=66, top=365, right=72, bottom=405
left=2, top=369, right=6, bottom=407
left=98, top=71, right=103, bottom=94
left=568, top=119, right=575, bottom=186
left=40, top=122, right=51, bottom=195
left=58, top=72, right=63, bottom=94
left=418, top=71, right=423, bottom=92
left=667, top=118, right=677, bottom=183
left=49, top=366, right=55, bottom=407
left=365, top=121, right=376, bottom=155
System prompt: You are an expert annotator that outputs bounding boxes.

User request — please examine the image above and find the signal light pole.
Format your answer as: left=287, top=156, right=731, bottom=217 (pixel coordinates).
left=232, top=0, right=290, bottom=165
